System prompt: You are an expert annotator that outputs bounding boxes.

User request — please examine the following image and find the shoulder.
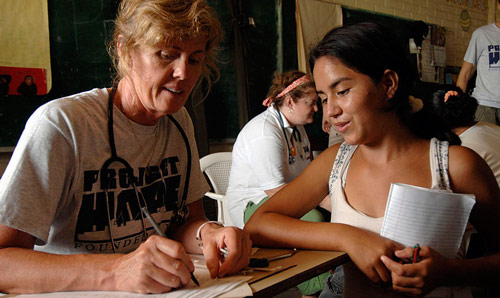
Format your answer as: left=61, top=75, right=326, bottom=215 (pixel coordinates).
left=463, top=122, right=500, bottom=138
left=27, top=88, right=108, bottom=131
left=35, top=88, right=107, bottom=118
left=476, top=121, right=500, bottom=132
left=472, top=23, right=495, bottom=37
left=313, top=142, right=342, bottom=165
left=448, top=145, right=494, bottom=191
left=250, top=109, right=279, bottom=127
left=448, top=144, right=483, bottom=168
left=239, top=109, right=281, bottom=138
left=460, top=122, right=500, bottom=154
left=474, top=24, right=490, bottom=33
left=469, top=25, right=486, bottom=41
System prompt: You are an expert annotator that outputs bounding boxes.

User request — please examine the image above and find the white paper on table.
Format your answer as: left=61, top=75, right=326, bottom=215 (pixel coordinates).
left=13, top=255, right=253, bottom=298
left=380, top=183, right=476, bottom=258
left=218, top=283, right=253, bottom=298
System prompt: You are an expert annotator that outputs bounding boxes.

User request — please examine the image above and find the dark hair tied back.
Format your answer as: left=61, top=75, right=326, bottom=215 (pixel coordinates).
left=427, top=85, right=478, bottom=128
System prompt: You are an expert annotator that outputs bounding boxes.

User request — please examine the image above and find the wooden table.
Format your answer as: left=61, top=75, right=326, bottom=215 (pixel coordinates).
left=246, top=248, right=349, bottom=297
left=0, top=249, right=349, bottom=298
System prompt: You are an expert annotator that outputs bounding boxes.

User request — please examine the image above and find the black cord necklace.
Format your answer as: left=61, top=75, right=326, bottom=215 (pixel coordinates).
left=102, top=86, right=192, bottom=253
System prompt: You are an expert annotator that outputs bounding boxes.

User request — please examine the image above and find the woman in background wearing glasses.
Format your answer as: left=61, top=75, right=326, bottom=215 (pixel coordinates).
left=227, top=70, right=329, bottom=298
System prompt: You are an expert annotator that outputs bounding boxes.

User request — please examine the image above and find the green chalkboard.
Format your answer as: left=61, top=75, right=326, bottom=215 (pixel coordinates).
left=204, top=0, right=280, bottom=141
left=0, top=0, right=119, bottom=147
left=342, top=7, right=422, bottom=83
left=0, top=0, right=313, bottom=147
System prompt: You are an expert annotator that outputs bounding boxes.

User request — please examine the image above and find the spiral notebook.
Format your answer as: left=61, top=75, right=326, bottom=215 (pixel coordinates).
left=380, top=183, right=476, bottom=258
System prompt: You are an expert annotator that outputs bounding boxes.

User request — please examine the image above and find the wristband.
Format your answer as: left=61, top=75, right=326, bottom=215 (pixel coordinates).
left=195, top=221, right=224, bottom=241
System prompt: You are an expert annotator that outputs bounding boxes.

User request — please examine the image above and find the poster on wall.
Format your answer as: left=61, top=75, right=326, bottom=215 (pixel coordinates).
left=0, top=0, right=51, bottom=95
left=417, top=25, right=447, bottom=83
left=0, top=66, right=47, bottom=96
left=0, top=0, right=50, bottom=149
left=446, top=0, right=487, bottom=10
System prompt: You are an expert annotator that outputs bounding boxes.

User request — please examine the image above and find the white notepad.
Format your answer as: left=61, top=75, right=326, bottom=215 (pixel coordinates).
left=380, top=183, right=476, bottom=258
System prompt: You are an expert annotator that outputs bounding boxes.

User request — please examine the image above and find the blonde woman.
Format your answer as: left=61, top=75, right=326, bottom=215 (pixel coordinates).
left=0, top=0, right=251, bottom=294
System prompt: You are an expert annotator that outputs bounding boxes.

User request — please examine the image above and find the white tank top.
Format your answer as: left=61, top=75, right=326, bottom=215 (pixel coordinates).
left=328, top=138, right=451, bottom=233
left=328, top=138, right=470, bottom=298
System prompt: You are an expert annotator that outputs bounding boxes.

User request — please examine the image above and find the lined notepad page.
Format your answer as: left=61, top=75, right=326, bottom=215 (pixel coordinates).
left=380, top=183, right=475, bottom=258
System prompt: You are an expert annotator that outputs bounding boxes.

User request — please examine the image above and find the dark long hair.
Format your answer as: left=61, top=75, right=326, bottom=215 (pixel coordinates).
left=426, top=84, right=478, bottom=128
left=309, top=22, right=460, bottom=145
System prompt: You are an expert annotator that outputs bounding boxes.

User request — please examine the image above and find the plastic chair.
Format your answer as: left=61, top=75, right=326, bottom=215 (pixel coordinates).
left=200, top=152, right=233, bottom=226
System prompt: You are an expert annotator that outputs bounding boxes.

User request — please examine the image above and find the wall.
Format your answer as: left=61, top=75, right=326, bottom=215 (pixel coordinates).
left=331, top=0, right=492, bottom=67
left=2, top=0, right=498, bottom=176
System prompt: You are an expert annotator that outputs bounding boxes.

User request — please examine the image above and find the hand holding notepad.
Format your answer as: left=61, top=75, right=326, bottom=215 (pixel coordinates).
left=380, top=183, right=476, bottom=259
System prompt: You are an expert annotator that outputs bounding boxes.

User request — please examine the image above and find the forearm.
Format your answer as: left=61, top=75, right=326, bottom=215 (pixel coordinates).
left=446, top=253, right=500, bottom=287
left=0, top=247, right=120, bottom=294
left=456, top=61, right=474, bottom=93
left=170, top=199, right=213, bottom=254
left=456, top=75, right=469, bottom=93
left=171, top=218, right=207, bottom=254
left=245, top=211, right=351, bottom=251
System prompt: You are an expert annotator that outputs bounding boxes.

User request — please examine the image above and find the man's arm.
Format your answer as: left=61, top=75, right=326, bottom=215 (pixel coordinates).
left=456, top=61, right=475, bottom=93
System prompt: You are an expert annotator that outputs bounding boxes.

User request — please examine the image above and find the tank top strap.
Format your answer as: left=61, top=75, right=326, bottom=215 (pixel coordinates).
left=430, top=138, right=452, bottom=191
left=329, top=142, right=357, bottom=194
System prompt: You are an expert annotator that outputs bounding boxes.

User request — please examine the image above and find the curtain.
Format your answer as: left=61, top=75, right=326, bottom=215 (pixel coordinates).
left=225, top=0, right=251, bottom=128
left=296, top=0, right=342, bottom=75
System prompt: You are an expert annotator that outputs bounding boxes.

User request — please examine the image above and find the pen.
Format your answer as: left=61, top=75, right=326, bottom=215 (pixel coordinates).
left=412, top=243, right=421, bottom=263
left=220, top=247, right=228, bottom=257
left=141, top=207, right=200, bottom=287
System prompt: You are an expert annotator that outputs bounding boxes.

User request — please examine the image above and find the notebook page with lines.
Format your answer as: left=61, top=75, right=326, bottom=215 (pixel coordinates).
left=380, top=183, right=475, bottom=258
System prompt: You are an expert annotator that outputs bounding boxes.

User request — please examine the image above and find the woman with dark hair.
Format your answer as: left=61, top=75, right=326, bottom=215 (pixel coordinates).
left=245, top=22, right=500, bottom=297
left=428, top=85, right=500, bottom=186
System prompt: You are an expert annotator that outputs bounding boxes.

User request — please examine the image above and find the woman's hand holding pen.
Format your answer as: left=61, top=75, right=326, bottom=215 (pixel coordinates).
left=199, top=224, right=252, bottom=278
left=380, top=245, right=451, bottom=296
left=110, top=235, right=194, bottom=294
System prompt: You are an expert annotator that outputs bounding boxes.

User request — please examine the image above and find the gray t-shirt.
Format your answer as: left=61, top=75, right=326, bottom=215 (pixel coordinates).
left=464, top=23, right=500, bottom=108
left=0, top=88, right=209, bottom=254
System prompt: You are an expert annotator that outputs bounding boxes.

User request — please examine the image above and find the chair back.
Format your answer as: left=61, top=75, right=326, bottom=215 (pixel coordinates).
left=199, top=152, right=233, bottom=225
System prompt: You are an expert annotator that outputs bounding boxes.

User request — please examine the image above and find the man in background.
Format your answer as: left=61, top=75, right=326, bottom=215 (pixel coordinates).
left=456, top=0, right=500, bottom=125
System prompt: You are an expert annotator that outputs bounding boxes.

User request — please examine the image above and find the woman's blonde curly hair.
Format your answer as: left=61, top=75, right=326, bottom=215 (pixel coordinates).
left=108, top=0, right=223, bottom=95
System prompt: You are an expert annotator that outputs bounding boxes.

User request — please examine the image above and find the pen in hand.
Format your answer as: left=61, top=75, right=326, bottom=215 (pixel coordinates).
left=141, top=207, right=200, bottom=287
left=412, top=243, right=421, bottom=263
left=220, top=247, right=228, bottom=258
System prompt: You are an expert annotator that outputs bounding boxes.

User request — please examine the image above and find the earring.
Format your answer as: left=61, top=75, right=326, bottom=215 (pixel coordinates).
left=289, top=109, right=294, bottom=114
